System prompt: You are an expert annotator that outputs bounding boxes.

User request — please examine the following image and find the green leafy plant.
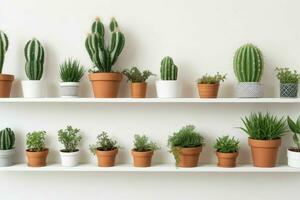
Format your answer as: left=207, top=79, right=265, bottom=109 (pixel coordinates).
left=214, top=135, right=239, bottom=153
left=275, top=68, right=300, bottom=84
left=160, top=56, right=178, bottom=80
left=240, top=112, right=287, bottom=140
left=59, top=59, right=85, bottom=82
left=89, top=132, right=118, bottom=154
left=197, top=73, right=226, bottom=84
left=122, top=67, right=155, bottom=83
left=133, top=134, right=160, bottom=152
left=0, top=30, right=9, bottom=73
left=0, top=128, right=15, bottom=150
left=287, top=116, right=300, bottom=150
left=26, top=131, right=47, bottom=152
left=58, top=126, right=82, bottom=152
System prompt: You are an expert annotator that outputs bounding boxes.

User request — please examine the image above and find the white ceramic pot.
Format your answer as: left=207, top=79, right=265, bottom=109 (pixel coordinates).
left=0, top=149, right=15, bottom=167
left=156, top=80, right=181, bottom=98
left=287, top=149, right=300, bottom=168
left=22, top=80, right=44, bottom=98
left=236, top=82, right=263, bottom=98
left=60, top=82, right=80, bottom=98
left=60, top=150, right=80, bottom=167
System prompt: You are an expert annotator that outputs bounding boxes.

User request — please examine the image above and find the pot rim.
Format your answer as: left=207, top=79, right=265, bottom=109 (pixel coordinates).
left=89, top=72, right=122, bottom=81
left=60, top=150, right=80, bottom=156
left=238, top=82, right=262, bottom=84
left=248, top=138, right=281, bottom=148
left=156, top=80, right=178, bottom=83
left=60, top=82, right=80, bottom=86
left=131, top=150, right=154, bottom=156
left=198, top=83, right=220, bottom=86
left=22, top=80, right=43, bottom=83
left=26, top=148, right=49, bottom=153
left=96, top=148, right=118, bottom=156
left=0, top=74, right=14, bottom=81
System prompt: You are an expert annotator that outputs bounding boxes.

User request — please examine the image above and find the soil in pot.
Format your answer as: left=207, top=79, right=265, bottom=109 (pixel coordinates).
left=178, top=146, right=202, bottom=168
left=26, top=149, right=49, bottom=167
left=131, top=150, right=153, bottom=167
left=216, top=151, right=238, bottom=168
left=197, top=83, right=219, bottom=98
left=89, top=73, right=122, bottom=98
left=131, top=82, right=147, bottom=98
left=0, top=74, right=14, bottom=98
left=96, top=148, right=118, bottom=167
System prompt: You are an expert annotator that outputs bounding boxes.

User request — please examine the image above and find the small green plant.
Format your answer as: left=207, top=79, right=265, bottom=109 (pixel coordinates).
left=59, top=59, right=85, bottom=82
left=122, top=67, right=155, bottom=83
left=26, top=131, right=47, bottom=152
left=133, top=134, right=160, bottom=152
left=197, top=73, right=226, bottom=84
left=160, top=56, right=178, bottom=80
left=275, top=68, right=300, bottom=84
left=0, top=128, right=15, bottom=150
left=89, top=132, right=118, bottom=154
left=58, top=126, right=82, bottom=152
left=214, top=135, right=239, bottom=153
left=240, top=112, right=287, bottom=140
left=287, top=116, right=300, bottom=150
left=0, top=30, right=9, bottom=73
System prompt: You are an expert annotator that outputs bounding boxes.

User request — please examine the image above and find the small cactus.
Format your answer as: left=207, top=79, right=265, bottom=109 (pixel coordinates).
left=0, top=128, right=15, bottom=150
left=160, top=56, right=178, bottom=80
left=24, top=38, right=45, bottom=80
left=0, top=31, right=9, bottom=73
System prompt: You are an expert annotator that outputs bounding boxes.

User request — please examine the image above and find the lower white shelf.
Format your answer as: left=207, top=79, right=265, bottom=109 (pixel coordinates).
left=0, top=163, right=299, bottom=172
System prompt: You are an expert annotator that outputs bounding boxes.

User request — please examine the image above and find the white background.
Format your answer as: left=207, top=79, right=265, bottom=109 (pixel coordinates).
left=1, top=0, right=300, bottom=200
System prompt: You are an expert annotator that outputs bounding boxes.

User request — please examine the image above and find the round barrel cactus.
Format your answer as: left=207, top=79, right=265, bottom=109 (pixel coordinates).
left=0, top=128, right=15, bottom=150
left=160, top=56, right=178, bottom=80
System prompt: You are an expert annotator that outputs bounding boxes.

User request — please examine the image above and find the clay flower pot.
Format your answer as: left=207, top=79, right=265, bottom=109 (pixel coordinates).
left=178, top=147, right=202, bottom=167
left=96, top=149, right=118, bottom=167
left=26, top=149, right=49, bottom=167
left=89, top=73, right=122, bottom=98
left=216, top=152, right=238, bottom=168
left=197, top=83, right=219, bottom=98
left=0, top=74, right=14, bottom=97
left=131, top=150, right=153, bottom=167
left=248, top=138, right=281, bottom=167
left=131, top=82, right=147, bottom=98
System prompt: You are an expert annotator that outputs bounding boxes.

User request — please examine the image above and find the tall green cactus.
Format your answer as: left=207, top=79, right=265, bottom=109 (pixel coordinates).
left=0, top=31, right=9, bottom=74
left=160, top=56, right=178, bottom=80
left=24, top=38, right=45, bottom=80
left=85, top=17, right=125, bottom=73
left=233, top=43, right=264, bottom=82
left=0, top=128, right=15, bottom=150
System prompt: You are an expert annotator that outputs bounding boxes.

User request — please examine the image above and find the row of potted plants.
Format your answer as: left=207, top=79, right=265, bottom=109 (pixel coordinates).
left=0, top=113, right=300, bottom=168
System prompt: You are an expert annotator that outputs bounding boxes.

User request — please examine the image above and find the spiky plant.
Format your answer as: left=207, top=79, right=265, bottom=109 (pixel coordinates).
left=89, top=131, right=118, bottom=154
left=59, top=59, right=85, bottom=82
left=122, top=67, right=155, bottom=83
left=24, top=38, right=45, bottom=80
left=133, top=134, right=160, bottom=152
left=214, top=135, right=239, bottom=153
left=287, top=116, right=300, bottom=150
left=58, top=126, right=82, bottom=152
left=197, top=73, right=227, bottom=84
left=0, top=128, right=15, bottom=150
left=160, top=56, right=178, bottom=80
left=86, top=17, right=125, bottom=73
left=0, top=31, right=9, bottom=73
left=26, top=131, right=47, bottom=152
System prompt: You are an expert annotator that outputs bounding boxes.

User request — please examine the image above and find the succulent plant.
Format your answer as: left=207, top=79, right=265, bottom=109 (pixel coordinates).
left=0, top=31, right=9, bottom=74
left=59, top=59, right=85, bottom=82
left=133, top=134, right=160, bottom=152
left=0, top=128, right=15, bottom=150
left=160, top=56, right=178, bottom=80
left=214, top=135, right=239, bottom=153
left=122, top=67, right=155, bottom=83
left=197, top=73, right=227, bottom=84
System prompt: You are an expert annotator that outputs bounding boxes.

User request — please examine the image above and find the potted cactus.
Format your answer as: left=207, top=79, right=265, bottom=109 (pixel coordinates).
left=0, top=31, right=14, bottom=97
left=122, top=67, right=155, bottom=98
left=240, top=112, right=287, bottom=167
left=214, top=135, right=239, bottom=168
left=156, top=56, right=180, bottom=98
left=131, top=134, right=160, bottom=167
left=89, top=132, right=119, bottom=167
left=168, top=125, right=205, bottom=167
left=275, top=68, right=299, bottom=98
left=287, top=116, right=300, bottom=167
left=21, top=38, right=45, bottom=98
left=197, top=73, right=226, bottom=98
left=234, top=43, right=264, bottom=98
left=26, top=131, right=48, bottom=167
left=86, top=17, right=125, bottom=98
left=0, top=128, right=15, bottom=167
left=59, top=59, right=85, bottom=98
left=58, top=126, right=82, bottom=167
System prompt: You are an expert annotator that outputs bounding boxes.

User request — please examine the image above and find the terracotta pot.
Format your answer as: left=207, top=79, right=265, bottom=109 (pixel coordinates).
left=197, top=83, right=219, bottom=98
left=178, top=147, right=202, bottom=167
left=248, top=138, right=281, bottom=167
left=0, top=74, right=14, bottom=98
left=131, top=82, right=147, bottom=98
left=216, top=151, right=238, bottom=168
left=89, top=73, right=122, bottom=98
left=96, top=149, right=118, bottom=167
left=26, top=149, right=49, bottom=167
left=131, top=150, right=153, bottom=167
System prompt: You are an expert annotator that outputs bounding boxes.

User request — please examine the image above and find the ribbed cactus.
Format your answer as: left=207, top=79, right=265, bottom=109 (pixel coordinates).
left=233, top=43, right=264, bottom=82
left=160, top=56, right=178, bottom=80
left=0, top=31, right=9, bottom=74
left=85, top=17, right=125, bottom=73
left=24, top=39, right=45, bottom=80
left=0, top=128, right=15, bottom=150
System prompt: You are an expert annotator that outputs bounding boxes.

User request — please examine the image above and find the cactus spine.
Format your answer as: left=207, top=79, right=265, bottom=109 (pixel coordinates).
left=233, top=43, right=264, bottom=82
left=0, top=31, right=9, bottom=74
left=24, top=39, right=45, bottom=80
left=85, top=17, right=125, bottom=72
left=160, top=56, right=178, bottom=80
left=0, top=128, right=15, bottom=150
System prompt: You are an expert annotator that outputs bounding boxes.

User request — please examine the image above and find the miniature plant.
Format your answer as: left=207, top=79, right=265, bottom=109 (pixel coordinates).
left=122, top=67, right=155, bottom=83
left=89, top=131, right=118, bottom=154
left=26, top=131, right=47, bottom=152
left=197, top=73, right=226, bottom=84
left=0, top=31, right=9, bottom=73
left=58, top=126, right=82, bottom=152
left=240, top=112, right=287, bottom=140
left=214, top=135, right=239, bottom=153
left=287, top=116, right=300, bottom=151
left=0, top=128, right=15, bottom=150
left=275, top=68, right=300, bottom=84
left=24, top=38, right=45, bottom=80
left=86, top=17, right=125, bottom=73
left=133, top=134, right=160, bottom=152
left=160, top=56, right=178, bottom=80
left=59, top=59, right=85, bottom=82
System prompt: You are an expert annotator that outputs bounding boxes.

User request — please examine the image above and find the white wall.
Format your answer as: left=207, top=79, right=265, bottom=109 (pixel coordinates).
left=1, top=0, right=300, bottom=200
